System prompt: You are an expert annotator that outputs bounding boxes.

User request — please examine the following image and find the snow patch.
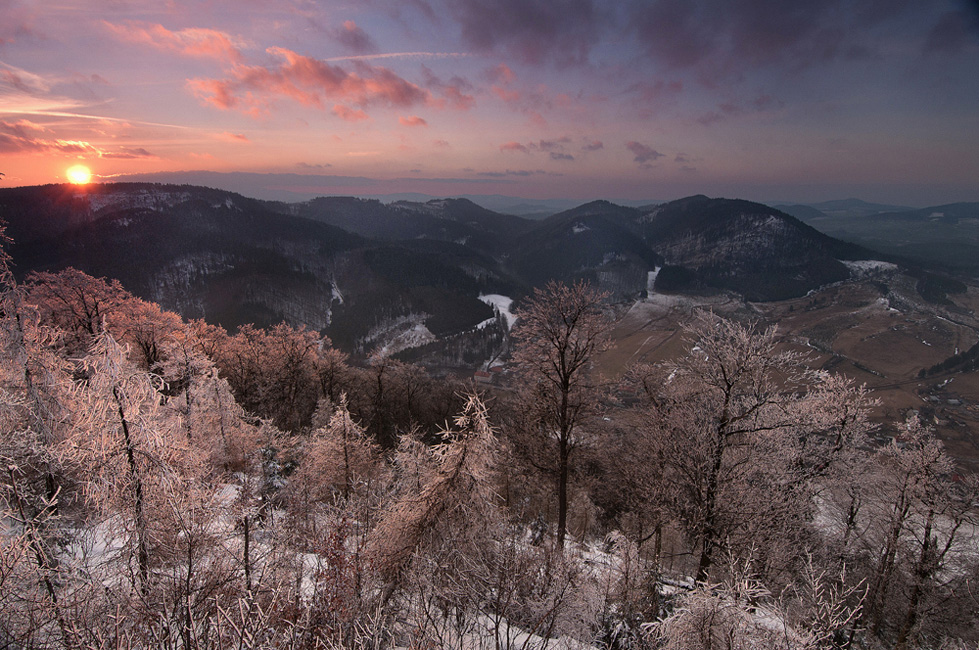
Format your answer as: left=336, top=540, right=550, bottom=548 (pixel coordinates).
left=646, top=267, right=661, bottom=294
left=842, top=260, right=898, bottom=276
left=87, top=189, right=191, bottom=213
left=479, top=294, right=516, bottom=329
left=378, top=322, right=436, bottom=356
left=572, top=222, right=590, bottom=234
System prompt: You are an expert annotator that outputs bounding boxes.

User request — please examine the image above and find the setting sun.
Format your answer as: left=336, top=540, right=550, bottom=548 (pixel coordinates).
left=66, top=165, right=92, bottom=185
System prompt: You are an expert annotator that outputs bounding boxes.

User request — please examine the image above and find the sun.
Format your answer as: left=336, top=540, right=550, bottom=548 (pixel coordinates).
left=66, top=164, right=92, bottom=185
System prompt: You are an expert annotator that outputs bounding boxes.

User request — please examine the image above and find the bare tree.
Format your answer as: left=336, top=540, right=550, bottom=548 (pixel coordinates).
left=510, top=280, right=612, bottom=549
left=634, top=311, right=873, bottom=582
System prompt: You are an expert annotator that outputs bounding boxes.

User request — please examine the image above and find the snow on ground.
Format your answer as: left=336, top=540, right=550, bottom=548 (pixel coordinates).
left=479, top=294, right=517, bottom=329
left=646, top=267, right=661, bottom=294
left=377, top=322, right=437, bottom=356
left=841, top=260, right=899, bottom=276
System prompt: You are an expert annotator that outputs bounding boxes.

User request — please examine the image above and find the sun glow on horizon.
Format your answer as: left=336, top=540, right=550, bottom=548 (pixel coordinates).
left=66, top=165, right=92, bottom=185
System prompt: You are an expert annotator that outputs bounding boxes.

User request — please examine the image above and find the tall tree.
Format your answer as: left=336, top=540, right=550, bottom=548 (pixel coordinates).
left=511, top=280, right=612, bottom=549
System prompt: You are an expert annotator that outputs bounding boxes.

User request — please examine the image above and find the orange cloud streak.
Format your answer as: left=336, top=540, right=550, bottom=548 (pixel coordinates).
left=104, top=21, right=244, bottom=62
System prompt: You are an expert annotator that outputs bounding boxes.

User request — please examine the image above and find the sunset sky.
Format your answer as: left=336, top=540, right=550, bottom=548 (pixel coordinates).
left=1, top=0, right=977, bottom=206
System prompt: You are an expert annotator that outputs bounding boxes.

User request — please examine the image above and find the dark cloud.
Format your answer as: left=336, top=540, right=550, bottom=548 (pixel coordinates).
left=582, top=139, right=604, bottom=151
left=533, top=137, right=571, bottom=152
left=332, top=20, right=378, bottom=53
left=0, top=2, right=36, bottom=45
left=924, top=10, right=979, bottom=55
left=0, top=120, right=156, bottom=159
left=450, top=0, right=602, bottom=65
left=477, top=168, right=558, bottom=177
left=625, top=141, right=664, bottom=165
left=628, top=0, right=926, bottom=81
left=696, top=111, right=723, bottom=126
left=101, top=147, right=156, bottom=159
left=297, top=162, right=333, bottom=170
left=550, top=152, right=574, bottom=161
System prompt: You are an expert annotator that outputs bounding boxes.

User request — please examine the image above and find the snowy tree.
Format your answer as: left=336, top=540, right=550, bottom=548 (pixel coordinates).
left=634, top=311, right=873, bottom=583
left=510, top=280, right=612, bottom=549
left=367, top=393, right=503, bottom=640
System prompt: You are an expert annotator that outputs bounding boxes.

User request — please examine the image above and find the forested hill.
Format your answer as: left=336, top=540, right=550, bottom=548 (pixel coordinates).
left=0, top=182, right=930, bottom=355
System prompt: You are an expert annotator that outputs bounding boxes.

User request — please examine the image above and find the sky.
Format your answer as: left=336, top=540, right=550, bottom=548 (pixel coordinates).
left=1, top=0, right=978, bottom=207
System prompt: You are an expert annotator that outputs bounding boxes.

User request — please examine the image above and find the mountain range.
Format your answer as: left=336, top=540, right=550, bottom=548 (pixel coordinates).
left=0, top=182, right=967, bottom=360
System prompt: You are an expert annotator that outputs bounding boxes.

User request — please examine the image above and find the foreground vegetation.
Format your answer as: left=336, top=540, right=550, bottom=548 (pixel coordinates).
left=1, top=226, right=977, bottom=649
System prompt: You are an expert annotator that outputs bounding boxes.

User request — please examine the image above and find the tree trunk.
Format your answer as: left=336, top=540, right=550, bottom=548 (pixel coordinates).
left=894, top=510, right=934, bottom=650
left=114, top=386, right=150, bottom=592
left=696, top=433, right=726, bottom=582
left=8, top=468, right=72, bottom=647
left=557, top=435, right=569, bottom=549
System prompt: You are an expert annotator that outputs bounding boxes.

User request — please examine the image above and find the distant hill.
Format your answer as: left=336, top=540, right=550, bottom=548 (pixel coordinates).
left=506, top=200, right=661, bottom=295
left=796, top=198, right=914, bottom=218
left=636, top=195, right=873, bottom=301
left=786, top=199, right=979, bottom=273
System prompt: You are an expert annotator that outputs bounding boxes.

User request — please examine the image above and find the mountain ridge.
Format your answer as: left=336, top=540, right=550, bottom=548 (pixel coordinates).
left=1, top=182, right=960, bottom=358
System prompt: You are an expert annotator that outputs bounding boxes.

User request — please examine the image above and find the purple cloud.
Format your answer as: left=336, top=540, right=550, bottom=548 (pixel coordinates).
left=450, top=0, right=601, bottom=65
left=924, top=10, right=979, bottom=55
left=333, top=20, right=378, bottom=54
left=627, top=0, right=928, bottom=82
left=626, top=141, right=664, bottom=165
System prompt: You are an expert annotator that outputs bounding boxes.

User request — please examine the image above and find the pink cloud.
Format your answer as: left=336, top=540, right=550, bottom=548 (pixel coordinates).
left=191, top=47, right=435, bottom=115
left=218, top=132, right=250, bottom=142
left=500, top=141, right=529, bottom=153
left=492, top=85, right=521, bottom=103
left=187, top=77, right=252, bottom=112
left=399, top=115, right=428, bottom=127
left=333, top=104, right=369, bottom=122
left=104, top=21, right=244, bottom=62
